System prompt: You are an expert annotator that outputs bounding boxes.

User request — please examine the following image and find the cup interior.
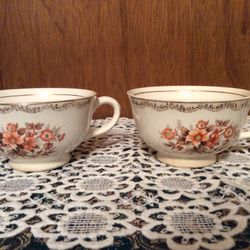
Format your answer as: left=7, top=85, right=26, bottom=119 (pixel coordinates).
left=128, top=86, right=250, bottom=102
left=0, top=88, right=96, bottom=104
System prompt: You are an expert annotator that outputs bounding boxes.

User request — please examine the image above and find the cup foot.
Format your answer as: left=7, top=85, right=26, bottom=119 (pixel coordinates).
left=8, top=154, right=70, bottom=172
left=156, top=153, right=217, bottom=168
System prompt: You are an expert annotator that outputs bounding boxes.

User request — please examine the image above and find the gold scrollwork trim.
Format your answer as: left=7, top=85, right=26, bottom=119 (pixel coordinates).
left=0, top=99, right=91, bottom=114
left=131, top=98, right=250, bottom=112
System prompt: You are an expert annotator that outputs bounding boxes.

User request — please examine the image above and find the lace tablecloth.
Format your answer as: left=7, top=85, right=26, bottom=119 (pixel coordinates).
left=0, top=117, right=250, bottom=250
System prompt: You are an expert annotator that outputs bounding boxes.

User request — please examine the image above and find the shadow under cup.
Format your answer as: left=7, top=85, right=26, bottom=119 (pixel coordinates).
left=128, top=85, right=250, bottom=168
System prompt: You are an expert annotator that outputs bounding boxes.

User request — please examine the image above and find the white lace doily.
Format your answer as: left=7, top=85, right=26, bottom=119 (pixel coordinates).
left=0, top=117, right=249, bottom=250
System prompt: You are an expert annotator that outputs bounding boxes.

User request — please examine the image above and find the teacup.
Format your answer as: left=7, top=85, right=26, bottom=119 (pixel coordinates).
left=128, top=86, right=250, bottom=168
left=0, top=88, right=120, bottom=172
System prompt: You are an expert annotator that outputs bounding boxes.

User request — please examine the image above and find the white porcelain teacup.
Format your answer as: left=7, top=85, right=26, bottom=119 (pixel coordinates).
left=0, top=88, right=120, bottom=172
left=128, top=86, right=250, bottom=168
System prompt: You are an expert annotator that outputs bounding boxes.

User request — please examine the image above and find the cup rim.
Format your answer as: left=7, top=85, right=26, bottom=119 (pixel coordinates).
left=0, top=88, right=97, bottom=105
left=127, top=85, right=250, bottom=103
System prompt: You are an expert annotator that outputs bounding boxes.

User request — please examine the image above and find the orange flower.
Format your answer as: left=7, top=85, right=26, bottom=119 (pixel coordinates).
left=196, top=120, right=208, bottom=130
left=2, top=132, right=23, bottom=148
left=224, top=126, right=234, bottom=138
left=186, top=129, right=209, bottom=147
left=23, top=136, right=36, bottom=151
left=6, top=123, right=18, bottom=133
left=161, top=128, right=176, bottom=140
left=39, top=129, right=56, bottom=142
left=206, top=132, right=220, bottom=149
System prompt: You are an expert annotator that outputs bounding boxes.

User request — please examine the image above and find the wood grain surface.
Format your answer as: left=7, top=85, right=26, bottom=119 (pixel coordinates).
left=0, top=0, right=250, bottom=117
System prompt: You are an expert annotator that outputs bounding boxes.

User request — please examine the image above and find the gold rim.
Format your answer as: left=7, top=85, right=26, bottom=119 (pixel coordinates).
left=130, top=96, right=250, bottom=104
left=0, top=94, right=94, bottom=106
left=127, top=86, right=250, bottom=103
left=133, top=90, right=247, bottom=98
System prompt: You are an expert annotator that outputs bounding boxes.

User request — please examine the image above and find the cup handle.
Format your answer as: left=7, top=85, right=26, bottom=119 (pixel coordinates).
left=239, top=131, right=250, bottom=140
left=86, top=96, right=120, bottom=139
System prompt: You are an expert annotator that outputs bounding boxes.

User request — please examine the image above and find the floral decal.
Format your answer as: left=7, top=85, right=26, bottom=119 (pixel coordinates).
left=161, top=120, right=239, bottom=153
left=0, top=123, right=65, bottom=158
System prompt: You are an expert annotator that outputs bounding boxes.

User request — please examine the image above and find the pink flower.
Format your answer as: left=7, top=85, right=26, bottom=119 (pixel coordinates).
left=161, top=128, right=176, bottom=140
left=186, top=129, right=209, bottom=147
left=23, top=136, right=36, bottom=151
left=196, top=120, right=208, bottom=130
left=6, top=123, right=18, bottom=133
left=2, top=132, right=23, bottom=149
left=206, top=132, right=220, bottom=149
left=224, top=126, right=234, bottom=139
left=39, top=129, right=56, bottom=142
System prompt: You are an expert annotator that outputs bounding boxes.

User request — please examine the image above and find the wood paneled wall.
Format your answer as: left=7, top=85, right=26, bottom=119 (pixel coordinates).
left=0, top=0, right=250, bottom=117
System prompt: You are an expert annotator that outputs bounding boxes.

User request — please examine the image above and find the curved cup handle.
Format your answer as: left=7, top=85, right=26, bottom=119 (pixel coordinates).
left=239, top=131, right=250, bottom=140
left=86, top=96, right=120, bottom=139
